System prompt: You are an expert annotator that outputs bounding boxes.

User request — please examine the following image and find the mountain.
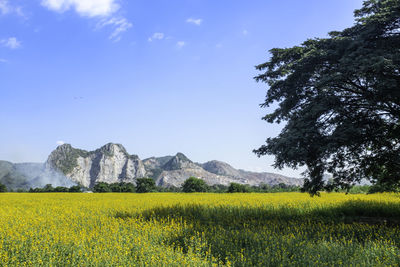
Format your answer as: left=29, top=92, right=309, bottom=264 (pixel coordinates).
left=46, top=143, right=146, bottom=188
left=1, top=143, right=303, bottom=189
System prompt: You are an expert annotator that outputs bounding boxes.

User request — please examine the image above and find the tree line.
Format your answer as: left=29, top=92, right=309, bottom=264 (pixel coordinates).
left=0, top=176, right=386, bottom=194
left=0, top=177, right=301, bottom=193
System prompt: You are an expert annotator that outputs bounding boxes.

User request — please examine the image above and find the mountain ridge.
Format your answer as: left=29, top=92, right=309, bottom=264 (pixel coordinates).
left=1, top=143, right=303, bottom=189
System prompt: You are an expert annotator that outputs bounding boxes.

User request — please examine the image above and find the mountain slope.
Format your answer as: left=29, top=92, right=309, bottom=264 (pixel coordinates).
left=46, top=143, right=146, bottom=188
left=3, top=143, right=303, bottom=189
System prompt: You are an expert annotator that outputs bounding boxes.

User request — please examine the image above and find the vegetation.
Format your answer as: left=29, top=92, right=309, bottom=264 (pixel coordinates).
left=28, top=184, right=83, bottom=193
left=21, top=181, right=380, bottom=194
left=181, top=177, right=209, bottom=192
left=0, top=182, right=6, bottom=192
left=93, top=182, right=136, bottom=193
left=254, top=0, right=400, bottom=195
left=55, top=146, right=90, bottom=175
left=136, top=178, right=156, bottom=193
left=227, top=182, right=250, bottom=193
left=1, top=193, right=400, bottom=266
left=93, top=182, right=112, bottom=193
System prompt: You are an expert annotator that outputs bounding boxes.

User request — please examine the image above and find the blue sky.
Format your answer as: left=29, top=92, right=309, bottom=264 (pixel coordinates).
left=0, top=0, right=364, bottom=177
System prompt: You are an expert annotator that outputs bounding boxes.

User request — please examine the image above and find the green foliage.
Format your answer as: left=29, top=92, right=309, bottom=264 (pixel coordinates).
left=43, top=184, right=54, bottom=192
left=58, top=148, right=90, bottom=175
left=227, top=183, right=250, bottom=193
left=254, top=0, right=400, bottom=195
left=68, top=185, right=82, bottom=192
left=109, top=182, right=136, bottom=193
left=136, top=178, right=156, bottom=193
left=93, top=182, right=112, bottom=193
left=54, top=186, right=69, bottom=192
left=0, top=182, right=7, bottom=192
left=28, top=184, right=82, bottom=193
left=368, top=181, right=400, bottom=194
left=209, top=184, right=229, bottom=193
left=181, top=177, right=209, bottom=193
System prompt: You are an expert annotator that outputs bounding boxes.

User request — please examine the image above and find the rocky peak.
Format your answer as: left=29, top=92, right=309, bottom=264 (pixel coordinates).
left=54, top=143, right=73, bottom=154
left=162, top=152, right=198, bottom=171
left=97, top=143, right=128, bottom=157
left=202, top=160, right=241, bottom=177
left=175, top=152, right=191, bottom=162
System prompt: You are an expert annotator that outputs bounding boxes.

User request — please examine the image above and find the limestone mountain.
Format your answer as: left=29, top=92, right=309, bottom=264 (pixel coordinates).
left=201, top=160, right=242, bottom=178
left=2, top=143, right=303, bottom=189
left=46, top=143, right=146, bottom=188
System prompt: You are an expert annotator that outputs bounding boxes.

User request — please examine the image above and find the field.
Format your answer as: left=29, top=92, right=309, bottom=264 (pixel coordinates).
left=1, top=193, right=400, bottom=266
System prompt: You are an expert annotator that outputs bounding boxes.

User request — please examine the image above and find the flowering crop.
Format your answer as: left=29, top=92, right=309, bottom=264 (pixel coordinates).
left=0, top=192, right=399, bottom=266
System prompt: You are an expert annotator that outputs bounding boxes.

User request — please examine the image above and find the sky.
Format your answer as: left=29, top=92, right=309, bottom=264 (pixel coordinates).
left=0, top=0, right=364, bottom=177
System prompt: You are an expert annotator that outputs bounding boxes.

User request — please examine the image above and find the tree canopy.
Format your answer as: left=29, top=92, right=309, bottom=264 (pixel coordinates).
left=136, top=178, right=156, bottom=193
left=0, top=182, right=6, bottom=192
left=182, top=177, right=209, bottom=192
left=254, top=0, right=400, bottom=195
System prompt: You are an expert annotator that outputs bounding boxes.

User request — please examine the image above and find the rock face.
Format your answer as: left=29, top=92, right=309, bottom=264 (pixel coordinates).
left=4, top=142, right=303, bottom=189
left=46, top=143, right=146, bottom=188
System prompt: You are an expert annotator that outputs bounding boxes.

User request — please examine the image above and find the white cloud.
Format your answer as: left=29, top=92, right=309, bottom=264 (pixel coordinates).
left=186, top=17, right=202, bottom=26
left=242, top=29, right=248, bottom=35
left=1, top=37, right=21, bottom=49
left=0, top=0, right=25, bottom=17
left=41, top=0, right=119, bottom=17
left=97, top=17, right=132, bottom=42
left=176, top=41, right=186, bottom=48
left=148, top=32, right=164, bottom=42
left=56, top=141, right=65, bottom=146
left=0, top=0, right=10, bottom=14
left=41, top=0, right=132, bottom=42
left=0, top=58, right=7, bottom=63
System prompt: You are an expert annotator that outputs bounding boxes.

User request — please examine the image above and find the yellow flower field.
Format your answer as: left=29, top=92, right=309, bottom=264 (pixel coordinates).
left=1, top=192, right=400, bottom=266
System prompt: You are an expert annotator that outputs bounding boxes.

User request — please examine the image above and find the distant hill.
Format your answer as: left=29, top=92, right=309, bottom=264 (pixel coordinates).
left=46, top=143, right=303, bottom=188
left=0, top=143, right=303, bottom=190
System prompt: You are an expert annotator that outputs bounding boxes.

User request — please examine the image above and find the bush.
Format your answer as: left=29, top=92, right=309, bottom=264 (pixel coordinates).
left=136, top=178, right=156, bottom=193
left=182, top=177, right=209, bottom=193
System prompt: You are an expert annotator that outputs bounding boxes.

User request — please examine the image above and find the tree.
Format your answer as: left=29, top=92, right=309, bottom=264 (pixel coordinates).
left=43, top=184, right=54, bottom=192
left=93, top=182, right=111, bottom=193
left=254, top=0, right=400, bottom=195
left=182, top=177, right=209, bottom=193
left=54, top=186, right=69, bottom=192
left=136, top=178, right=156, bottom=193
left=0, top=183, right=7, bottom=192
left=109, top=182, right=136, bottom=193
left=68, top=185, right=82, bottom=192
left=228, top=183, right=250, bottom=193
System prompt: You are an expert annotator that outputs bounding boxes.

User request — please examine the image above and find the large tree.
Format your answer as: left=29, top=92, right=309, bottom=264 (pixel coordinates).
left=254, top=0, right=400, bottom=195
